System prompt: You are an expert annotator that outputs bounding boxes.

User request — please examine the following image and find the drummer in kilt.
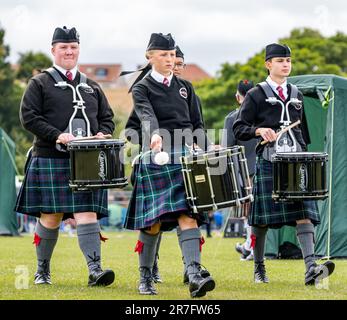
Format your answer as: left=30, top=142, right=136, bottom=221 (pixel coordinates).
left=124, top=33, right=216, bottom=298
left=15, top=26, right=115, bottom=287
left=233, top=43, right=335, bottom=285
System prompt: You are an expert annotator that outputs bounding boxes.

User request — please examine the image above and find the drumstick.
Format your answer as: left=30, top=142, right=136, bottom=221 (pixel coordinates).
left=260, top=120, right=301, bottom=145
left=56, top=134, right=113, bottom=144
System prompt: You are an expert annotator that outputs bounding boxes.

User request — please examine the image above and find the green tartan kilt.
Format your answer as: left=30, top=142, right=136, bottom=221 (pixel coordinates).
left=249, top=156, right=320, bottom=228
left=15, top=157, right=108, bottom=220
left=124, top=151, right=208, bottom=231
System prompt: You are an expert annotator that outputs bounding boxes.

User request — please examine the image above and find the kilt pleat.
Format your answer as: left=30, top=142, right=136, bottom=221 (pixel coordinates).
left=124, top=151, right=207, bottom=231
left=15, top=157, right=108, bottom=220
left=249, top=156, right=320, bottom=228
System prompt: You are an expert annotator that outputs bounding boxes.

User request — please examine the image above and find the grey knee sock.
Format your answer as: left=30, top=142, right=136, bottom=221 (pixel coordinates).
left=251, top=226, right=268, bottom=264
left=177, top=227, right=182, bottom=251
left=176, top=226, right=186, bottom=272
left=180, top=228, right=201, bottom=282
left=154, top=232, right=162, bottom=266
left=77, top=223, right=101, bottom=273
left=34, top=220, right=59, bottom=273
left=138, top=231, right=160, bottom=271
left=296, top=223, right=316, bottom=271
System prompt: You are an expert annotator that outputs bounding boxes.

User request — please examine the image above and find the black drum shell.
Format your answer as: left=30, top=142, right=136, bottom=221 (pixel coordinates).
left=272, top=152, right=328, bottom=201
left=181, top=147, right=253, bottom=213
left=67, top=139, right=127, bottom=190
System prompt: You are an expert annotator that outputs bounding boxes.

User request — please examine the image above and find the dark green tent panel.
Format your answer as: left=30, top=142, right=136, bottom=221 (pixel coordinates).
left=264, top=74, right=347, bottom=258
left=289, top=75, right=347, bottom=258
left=0, top=127, right=19, bottom=236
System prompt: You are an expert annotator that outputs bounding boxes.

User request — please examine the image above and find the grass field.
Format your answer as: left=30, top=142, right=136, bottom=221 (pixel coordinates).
left=1, top=231, right=346, bottom=300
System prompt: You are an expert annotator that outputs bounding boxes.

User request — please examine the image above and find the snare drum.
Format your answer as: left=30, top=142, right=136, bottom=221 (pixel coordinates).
left=67, top=139, right=128, bottom=191
left=272, top=152, right=328, bottom=201
left=180, top=146, right=253, bottom=213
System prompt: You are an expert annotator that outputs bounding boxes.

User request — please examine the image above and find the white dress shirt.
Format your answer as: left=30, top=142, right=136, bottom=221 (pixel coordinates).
left=151, top=68, right=173, bottom=86
left=53, top=64, right=78, bottom=80
left=266, top=75, right=288, bottom=100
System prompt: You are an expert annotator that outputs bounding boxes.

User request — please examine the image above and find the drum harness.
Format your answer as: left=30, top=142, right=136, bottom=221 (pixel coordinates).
left=258, top=82, right=303, bottom=159
left=45, top=68, right=92, bottom=151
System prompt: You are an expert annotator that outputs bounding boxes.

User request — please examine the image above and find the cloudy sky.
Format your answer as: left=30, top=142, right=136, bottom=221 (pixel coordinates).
left=1, top=0, right=346, bottom=76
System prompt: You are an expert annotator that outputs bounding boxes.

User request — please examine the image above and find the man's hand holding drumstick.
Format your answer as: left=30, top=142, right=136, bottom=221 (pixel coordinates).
left=256, top=120, right=301, bottom=145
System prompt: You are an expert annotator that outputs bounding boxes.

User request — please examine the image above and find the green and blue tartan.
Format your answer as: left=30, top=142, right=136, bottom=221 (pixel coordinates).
left=124, top=151, right=208, bottom=231
left=249, top=156, right=320, bottom=228
left=15, top=157, right=108, bottom=220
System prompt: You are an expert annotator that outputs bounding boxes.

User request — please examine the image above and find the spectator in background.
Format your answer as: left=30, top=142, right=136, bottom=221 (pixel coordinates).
left=222, top=79, right=256, bottom=261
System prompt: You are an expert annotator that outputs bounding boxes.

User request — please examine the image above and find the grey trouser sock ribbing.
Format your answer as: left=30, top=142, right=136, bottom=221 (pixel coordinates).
left=176, top=226, right=186, bottom=272
left=251, top=226, right=268, bottom=264
left=76, top=223, right=101, bottom=273
left=35, top=220, right=59, bottom=273
left=139, top=230, right=160, bottom=271
left=296, top=223, right=316, bottom=271
left=179, top=228, right=201, bottom=282
left=154, top=232, right=162, bottom=265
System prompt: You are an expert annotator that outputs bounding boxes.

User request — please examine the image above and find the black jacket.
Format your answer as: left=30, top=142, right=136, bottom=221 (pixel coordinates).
left=126, top=74, right=210, bottom=150
left=233, top=84, right=310, bottom=154
left=20, top=68, right=115, bottom=158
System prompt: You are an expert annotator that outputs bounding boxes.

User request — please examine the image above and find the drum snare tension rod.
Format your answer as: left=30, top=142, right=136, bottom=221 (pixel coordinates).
left=204, top=154, right=218, bottom=211
left=239, top=146, right=252, bottom=193
left=228, top=158, right=241, bottom=205
left=180, top=157, right=198, bottom=213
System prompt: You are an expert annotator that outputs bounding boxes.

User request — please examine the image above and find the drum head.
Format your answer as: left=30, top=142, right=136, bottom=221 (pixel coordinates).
left=67, top=139, right=125, bottom=149
left=182, top=146, right=243, bottom=163
left=273, top=152, right=328, bottom=161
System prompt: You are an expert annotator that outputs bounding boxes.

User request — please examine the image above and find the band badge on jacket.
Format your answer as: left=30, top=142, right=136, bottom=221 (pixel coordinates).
left=179, top=87, right=188, bottom=99
left=81, top=86, right=94, bottom=94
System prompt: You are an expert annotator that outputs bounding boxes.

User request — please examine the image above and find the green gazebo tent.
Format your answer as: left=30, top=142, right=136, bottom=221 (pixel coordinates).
left=265, top=74, right=347, bottom=258
left=290, top=74, right=347, bottom=258
left=0, top=127, right=19, bottom=236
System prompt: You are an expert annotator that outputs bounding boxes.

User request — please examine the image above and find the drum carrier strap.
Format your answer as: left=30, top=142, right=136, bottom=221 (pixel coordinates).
left=258, top=82, right=301, bottom=160
left=45, top=68, right=90, bottom=153
left=258, top=81, right=299, bottom=100
left=45, top=67, right=88, bottom=89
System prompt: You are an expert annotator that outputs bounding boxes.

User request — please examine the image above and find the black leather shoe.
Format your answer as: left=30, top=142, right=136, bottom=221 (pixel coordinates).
left=254, top=262, right=269, bottom=283
left=34, top=259, right=51, bottom=285
left=152, top=260, right=162, bottom=284
left=88, top=269, right=115, bottom=287
left=139, top=267, right=157, bottom=295
left=305, top=261, right=335, bottom=286
left=189, top=274, right=215, bottom=298
left=139, top=280, right=157, bottom=295
left=34, top=271, right=51, bottom=285
left=184, top=267, right=210, bottom=284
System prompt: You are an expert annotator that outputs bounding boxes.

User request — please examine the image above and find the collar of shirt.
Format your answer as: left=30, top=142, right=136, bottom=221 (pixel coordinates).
left=266, top=75, right=288, bottom=99
left=151, top=68, right=173, bottom=86
left=53, top=64, right=78, bottom=80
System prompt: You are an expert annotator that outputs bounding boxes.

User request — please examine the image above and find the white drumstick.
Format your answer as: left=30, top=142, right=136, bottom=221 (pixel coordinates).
left=260, top=120, right=301, bottom=145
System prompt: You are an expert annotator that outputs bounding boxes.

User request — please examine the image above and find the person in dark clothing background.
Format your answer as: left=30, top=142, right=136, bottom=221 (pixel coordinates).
left=222, top=79, right=257, bottom=261
left=15, top=26, right=115, bottom=287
